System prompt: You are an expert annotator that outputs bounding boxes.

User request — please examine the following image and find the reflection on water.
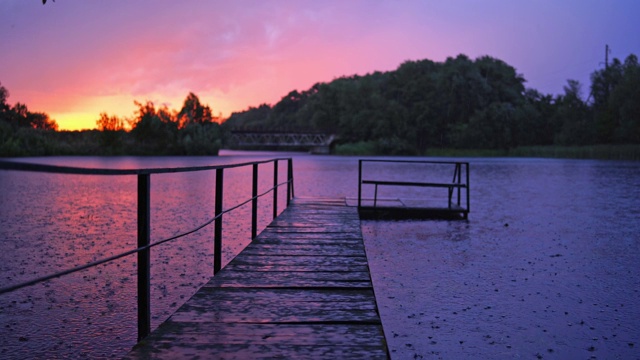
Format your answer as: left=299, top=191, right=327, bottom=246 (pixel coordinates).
left=0, top=153, right=292, bottom=359
left=1, top=154, right=639, bottom=359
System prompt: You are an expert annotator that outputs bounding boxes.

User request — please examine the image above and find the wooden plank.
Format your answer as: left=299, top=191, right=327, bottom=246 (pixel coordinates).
left=134, top=322, right=385, bottom=346
left=202, top=274, right=373, bottom=288
left=240, top=245, right=366, bottom=257
left=129, top=340, right=387, bottom=360
left=204, top=272, right=373, bottom=285
left=256, top=231, right=364, bottom=240
left=126, top=198, right=388, bottom=359
left=186, top=287, right=377, bottom=302
left=243, top=242, right=366, bottom=251
left=229, top=255, right=368, bottom=267
left=252, top=236, right=364, bottom=244
left=170, top=303, right=380, bottom=323
left=222, top=263, right=371, bottom=273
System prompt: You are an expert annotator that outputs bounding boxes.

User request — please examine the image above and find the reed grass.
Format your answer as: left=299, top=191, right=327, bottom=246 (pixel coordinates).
left=509, top=144, right=640, bottom=161
left=333, top=141, right=378, bottom=155
left=423, top=148, right=508, bottom=158
left=336, top=142, right=640, bottom=161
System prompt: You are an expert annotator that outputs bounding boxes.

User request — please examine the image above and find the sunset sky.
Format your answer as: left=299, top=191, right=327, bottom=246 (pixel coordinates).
left=1, top=1, right=639, bottom=131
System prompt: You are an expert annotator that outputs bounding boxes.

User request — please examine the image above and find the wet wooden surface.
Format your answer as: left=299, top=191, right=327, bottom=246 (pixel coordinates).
left=126, top=198, right=388, bottom=359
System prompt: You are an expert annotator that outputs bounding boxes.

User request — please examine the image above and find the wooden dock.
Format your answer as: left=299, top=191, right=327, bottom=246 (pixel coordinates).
left=125, top=198, right=388, bottom=359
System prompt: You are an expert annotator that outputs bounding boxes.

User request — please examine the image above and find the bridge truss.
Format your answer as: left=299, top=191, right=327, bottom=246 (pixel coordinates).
left=229, top=131, right=335, bottom=153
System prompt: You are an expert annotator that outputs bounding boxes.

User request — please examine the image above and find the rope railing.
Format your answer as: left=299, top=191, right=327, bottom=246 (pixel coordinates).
left=0, top=157, right=295, bottom=341
left=0, top=178, right=292, bottom=296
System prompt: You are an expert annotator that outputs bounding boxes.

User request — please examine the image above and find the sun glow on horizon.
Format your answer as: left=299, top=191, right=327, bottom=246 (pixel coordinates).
left=51, top=112, right=102, bottom=131
left=44, top=94, right=136, bottom=131
left=48, top=92, right=274, bottom=131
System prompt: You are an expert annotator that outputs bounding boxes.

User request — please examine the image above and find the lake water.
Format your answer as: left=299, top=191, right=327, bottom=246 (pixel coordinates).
left=1, top=152, right=638, bottom=359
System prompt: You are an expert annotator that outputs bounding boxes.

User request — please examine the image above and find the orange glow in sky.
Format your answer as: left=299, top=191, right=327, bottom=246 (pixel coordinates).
left=1, top=1, right=639, bottom=131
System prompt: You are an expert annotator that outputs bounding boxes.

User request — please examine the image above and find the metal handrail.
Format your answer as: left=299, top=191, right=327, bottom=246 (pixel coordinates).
left=0, top=158, right=290, bottom=175
left=357, top=159, right=470, bottom=214
left=0, top=157, right=294, bottom=341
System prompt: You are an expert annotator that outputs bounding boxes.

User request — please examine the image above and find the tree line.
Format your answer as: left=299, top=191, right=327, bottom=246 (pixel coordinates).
left=2, top=53, right=639, bottom=157
left=0, top=88, right=221, bottom=156
left=223, top=53, right=640, bottom=155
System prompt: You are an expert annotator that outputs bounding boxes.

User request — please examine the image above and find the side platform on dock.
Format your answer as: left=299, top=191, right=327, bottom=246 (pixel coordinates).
left=126, top=198, right=388, bottom=359
left=357, top=159, right=470, bottom=220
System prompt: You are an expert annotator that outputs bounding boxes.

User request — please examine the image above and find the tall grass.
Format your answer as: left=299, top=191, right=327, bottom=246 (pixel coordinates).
left=333, top=141, right=379, bottom=155
left=334, top=142, right=640, bottom=161
left=424, top=148, right=508, bottom=158
left=509, top=144, right=640, bottom=161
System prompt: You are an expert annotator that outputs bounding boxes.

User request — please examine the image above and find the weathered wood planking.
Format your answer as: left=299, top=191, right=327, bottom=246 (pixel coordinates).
left=126, top=198, right=389, bottom=359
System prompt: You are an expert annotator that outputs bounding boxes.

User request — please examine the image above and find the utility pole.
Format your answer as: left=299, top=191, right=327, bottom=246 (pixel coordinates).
left=604, top=44, right=612, bottom=102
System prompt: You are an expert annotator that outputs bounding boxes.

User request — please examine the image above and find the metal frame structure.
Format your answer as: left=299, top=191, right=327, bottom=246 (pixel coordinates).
left=357, top=159, right=470, bottom=219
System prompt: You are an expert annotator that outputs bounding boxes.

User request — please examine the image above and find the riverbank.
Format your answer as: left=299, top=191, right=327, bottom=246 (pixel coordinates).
left=335, top=142, right=640, bottom=161
left=508, top=144, right=640, bottom=160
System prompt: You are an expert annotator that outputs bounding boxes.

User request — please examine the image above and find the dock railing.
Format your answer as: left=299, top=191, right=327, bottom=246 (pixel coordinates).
left=0, top=158, right=294, bottom=341
left=358, top=159, right=469, bottom=219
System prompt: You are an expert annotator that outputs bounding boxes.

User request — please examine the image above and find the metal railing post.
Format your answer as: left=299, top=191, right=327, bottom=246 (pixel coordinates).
left=466, top=163, right=470, bottom=216
left=214, top=168, right=224, bottom=275
left=251, top=164, right=258, bottom=240
left=273, top=160, right=278, bottom=219
left=358, top=160, right=363, bottom=208
left=137, top=174, right=151, bottom=342
left=457, top=163, right=462, bottom=206
left=287, top=158, right=293, bottom=204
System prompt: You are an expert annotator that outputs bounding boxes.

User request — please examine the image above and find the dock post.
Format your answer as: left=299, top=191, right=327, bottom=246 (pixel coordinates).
left=214, top=169, right=224, bottom=275
left=137, top=174, right=151, bottom=341
left=251, top=164, right=258, bottom=240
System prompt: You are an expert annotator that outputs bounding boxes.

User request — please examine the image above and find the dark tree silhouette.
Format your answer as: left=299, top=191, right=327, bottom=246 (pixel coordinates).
left=225, top=53, right=639, bottom=154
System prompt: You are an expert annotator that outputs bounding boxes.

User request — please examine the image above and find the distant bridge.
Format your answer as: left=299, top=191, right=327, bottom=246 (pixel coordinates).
left=228, top=131, right=336, bottom=154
